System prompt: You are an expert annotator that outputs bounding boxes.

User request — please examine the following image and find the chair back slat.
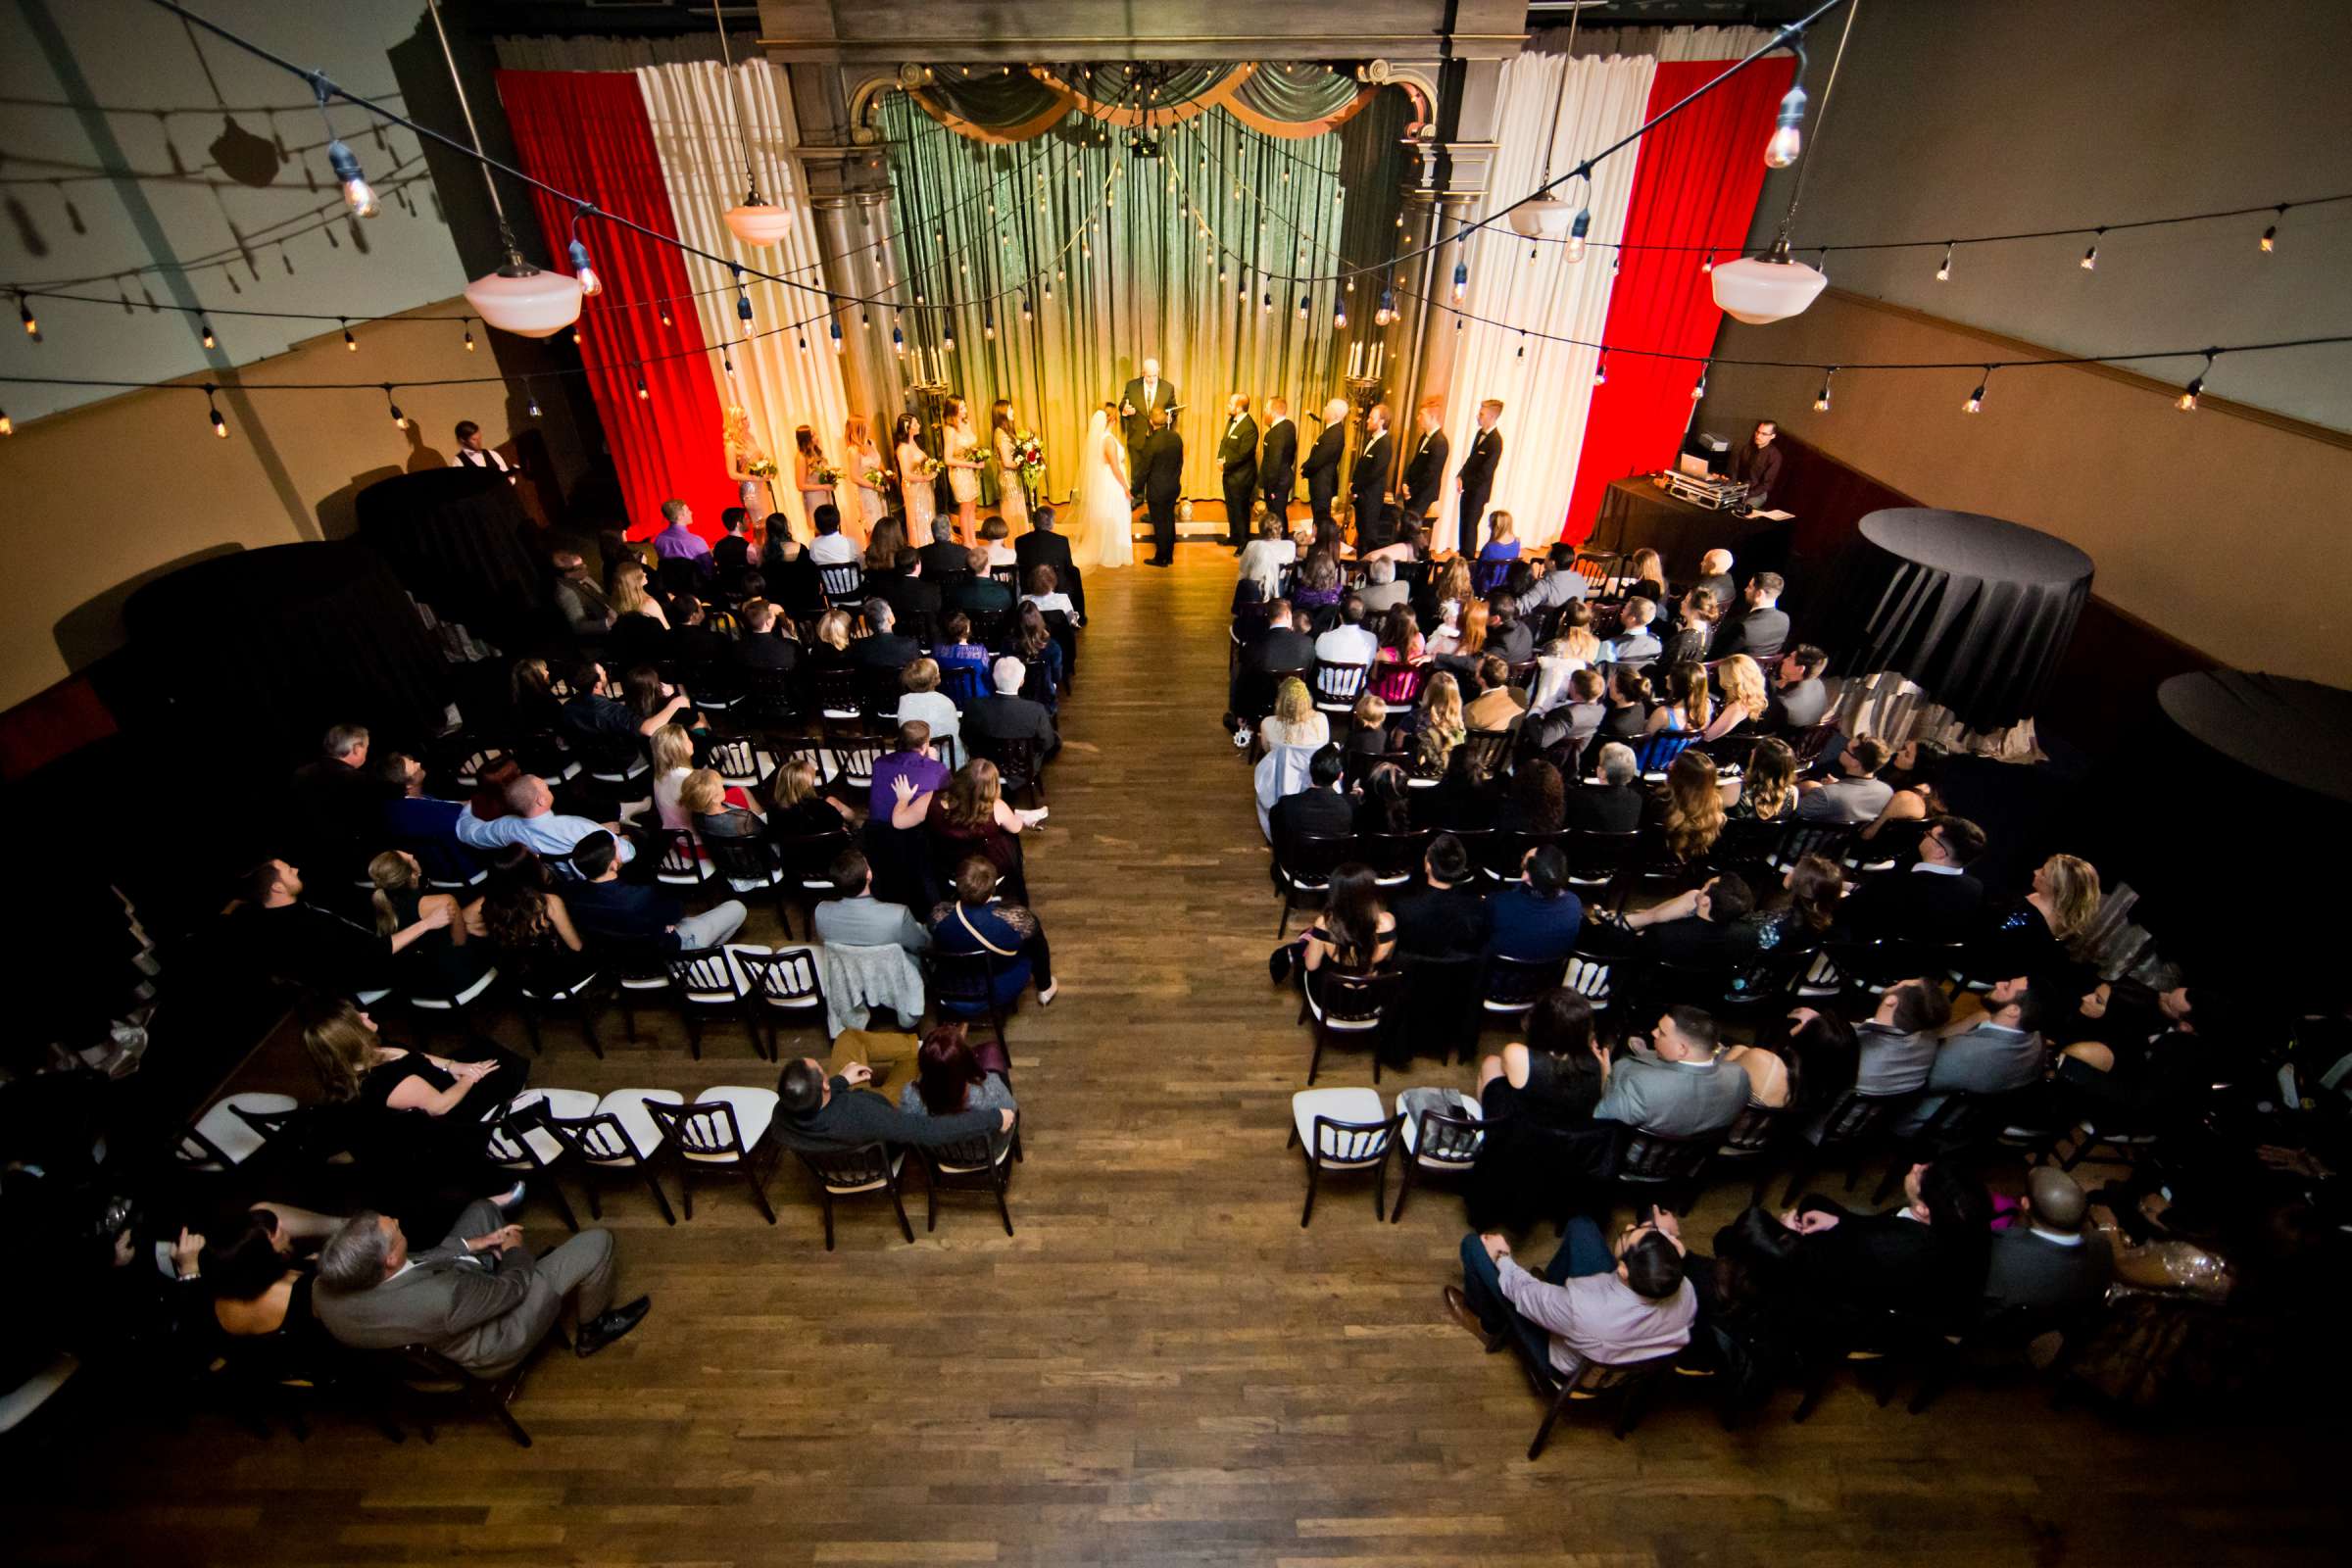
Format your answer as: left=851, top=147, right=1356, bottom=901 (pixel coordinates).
left=1312, top=659, right=1369, bottom=708
left=800, top=1142, right=895, bottom=1189
left=1416, top=1107, right=1484, bottom=1164
left=1311, top=1113, right=1398, bottom=1162
left=551, top=1110, right=640, bottom=1164
left=1614, top=1126, right=1712, bottom=1181
left=736, top=947, right=823, bottom=1007
left=668, top=946, right=747, bottom=1002
left=646, top=1099, right=744, bottom=1158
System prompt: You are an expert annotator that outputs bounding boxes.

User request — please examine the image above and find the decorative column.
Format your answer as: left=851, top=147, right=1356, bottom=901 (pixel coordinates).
left=787, top=62, right=901, bottom=419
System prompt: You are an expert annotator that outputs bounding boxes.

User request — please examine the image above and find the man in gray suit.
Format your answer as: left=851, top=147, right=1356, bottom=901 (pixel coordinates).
left=1984, top=1168, right=2112, bottom=1314
left=1900, top=973, right=2049, bottom=1133
left=812, top=848, right=929, bottom=955
left=314, top=1203, right=647, bottom=1376
left=1595, top=1006, right=1748, bottom=1139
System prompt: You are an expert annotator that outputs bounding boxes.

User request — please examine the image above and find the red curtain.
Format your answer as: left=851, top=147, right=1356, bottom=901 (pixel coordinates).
left=1562, top=58, right=1796, bottom=546
left=497, top=70, right=735, bottom=543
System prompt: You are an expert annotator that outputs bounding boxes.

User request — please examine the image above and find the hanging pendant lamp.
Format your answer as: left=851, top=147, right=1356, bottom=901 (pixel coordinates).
left=711, top=3, right=791, bottom=245
left=427, top=0, right=581, bottom=337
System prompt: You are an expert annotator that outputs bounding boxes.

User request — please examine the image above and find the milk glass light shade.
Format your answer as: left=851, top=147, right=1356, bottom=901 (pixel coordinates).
left=466, top=263, right=585, bottom=338
left=1710, top=239, right=1827, bottom=325
left=725, top=203, right=795, bottom=246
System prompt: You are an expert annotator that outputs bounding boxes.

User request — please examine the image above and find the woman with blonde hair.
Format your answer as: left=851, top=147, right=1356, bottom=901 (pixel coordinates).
left=942, top=395, right=983, bottom=545
left=650, top=722, right=697, bottom=830
left=989, top=398, right=1029, bottom=530
left=766, top=754, right=855, bottom=838
left=609, top=559, right=668, bottom=628
left=681, top=765, right=764, bottom=841
left=844, top=414, right=887, bottom=539
left=368, top=850, right=487, bottom=1000
left=1478, top=510, right=1520, bottom=562
left=805, top=608, right=857, bottom=682
left=1409, top=669, right=1467, bottom=757
left=1988, top=854, right=2102, bottom=977
left=1647, top=660, right=1714, bottom=735
left=1659, top=749, right=1727, bottom=862
left=1626, top=547, right=1667, bottom=605
left=1259, top=676, right=1330, bottom=751
left=1555, top=600, right=1602, bottom=668
left=794, top=424, right=836, bottom=537
left=1704, top=654, right=1770, bottom=741
left=299, top=997, right=524, bottom=1216
left=924, top=758, right=1037, bottom=898
left=894, top=412, right=939, bottom=544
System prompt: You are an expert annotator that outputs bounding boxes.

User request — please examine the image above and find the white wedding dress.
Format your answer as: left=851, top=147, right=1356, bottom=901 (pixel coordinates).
left=1072, top=410, right=1134, bottom=570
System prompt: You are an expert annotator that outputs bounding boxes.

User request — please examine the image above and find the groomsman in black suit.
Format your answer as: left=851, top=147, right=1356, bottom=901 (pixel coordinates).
left=1258, top=397, right=1298, bottom=527
left=1218, top=393, right=1260, bottom=551
left=1141, top=409, right=1185, bottom=566
left=1300, top=397, right=1348, bottom=533
left=1399, top=397, right=1450, bottom=529
left=1457, top=397, right=1504, bottom=552
left=1350, top=403, right=1395, bottom=551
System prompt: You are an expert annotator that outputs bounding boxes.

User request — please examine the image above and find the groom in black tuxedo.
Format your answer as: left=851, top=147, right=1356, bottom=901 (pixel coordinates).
left=1141, top=409, right=1185, bottom=566
left=1120, top=359, right=1176, bottom=500
left=1218, top=394, right=1260, bottom=551
left=1258, top=397, right=1298, bottom=526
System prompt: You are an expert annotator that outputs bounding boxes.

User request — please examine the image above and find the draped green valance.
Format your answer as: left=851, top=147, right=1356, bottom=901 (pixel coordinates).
left=907, top=62, right=1374, bottom=144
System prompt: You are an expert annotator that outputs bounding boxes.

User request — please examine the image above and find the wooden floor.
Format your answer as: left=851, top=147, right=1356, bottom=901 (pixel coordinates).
left=8, top=548, right=2337, bottom=1566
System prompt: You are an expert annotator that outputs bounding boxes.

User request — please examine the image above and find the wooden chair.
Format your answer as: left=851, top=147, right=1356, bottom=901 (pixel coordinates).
left=916, top=1115, right=1020, bottom=1237
left=1311, top=658, right=1370, bottom=719
left=729, top=946, right=829, bottom=1060
left=665, top=946, right=769, bottom=1061
left=649, top=826, right=714, bottom=904
left=644, top=1089, right=781, bottom=1223
left=482, top=1088, right=598, bottom=1232
left=702, top=832, right=792, bottom=929
left=1298, top=967, right=1399, bottom=1084
left=707, top=736, right=775, bottom=792
left=972, top=733, right=1047, bottom=805
left=1514, top=1340, right=1681, bottom=1458
left=1711, top=1100, right=1800, bottom=1206
left=389, top=1345, right=535, bottom=1448
left=544, top=1090, right=682, bottom=1224
left=793, top=1142, right=915, bottom=1250
left=1390, top=1095, right=1484, bottom=1223
left=1610, top=1125, right=1716, bottom=1207
left=511, top=951, right=612, bottom=1059
left=1780, top=1088, right=1920, bottom=1205
left=1273, top=831, right=1353, bottom=938
left=818, top=563, right=866, bottom=609
left=927, top=949, right=1015, bottom=1056
left=175, top=1093, right=299, bottom=1173
left=1287, top=1089, right=1404, bottom=1226
left=1478, top=955, right=1568, bottom=1034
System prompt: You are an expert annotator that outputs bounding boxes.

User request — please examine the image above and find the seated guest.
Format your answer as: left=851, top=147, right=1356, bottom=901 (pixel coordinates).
left=870, top=720, right=951, bottom=821
left=808, top=502, right=862, bottom=567
left=1270, top=744, right=1354, bottom=861
left=1292, top=549, right=1343, bottom=614
left=557, top=661, right=656, bottom=773
left=1445, top=1210, right=1697, bottom=1378
left=1259, top=677, right=1332, bottom=753
left=1728, top=737, right=1800, bottom=826
left=1565, top=743, right=1644, bottom=833
left=812, top=848, right=929, bottom=955
left=1984, top=1168, right=2112, bottom=1314
left=1620, top=548, right=1667, bottom=608
left=1596, top=873, right=1758, bottom=968
left=1358, top=557, right=1410, bottom=616
left=1353, top=760, right=1415, bottom=835
left=669, top=596, right=730, bottom=666
left=1294, top=862, right=1397, bottom=979
left=1425, top=595, right=1485, bottom=662
left=1239, top=512, right=1297, bottom=601
left=933, top=612, right=994, bottom=693
left=1393, top=833, right=1493, bottom=959
left=314, top=1204, right=646, bottom=1374
left=1486, top=593, right=1535, bottom=666
left=509, top=656, right=565, bottom=736
left=232, top=858, right=449, bottom=997
left=680, top=767, right=763, bottom=841
left=619, top=664, right=704, bottom=756
left=1599, top=666, right=1653, bottom=740
left=898, top=1023, right=1019, bottom=1158
left=288, top=722, right=377, bottom=877
left=1838, top=814, right=1987, bottom=944
left=1477, top=511, right=1522, bottom=562
left=650, top=725, right=697, bottom=833
left=874, top=549, right=941, bottom=635
left=1689, top=548, right=1737, bottom=612
left=1464, top=655, right=1526, bottom=732
left=965, top=657, right=1060, bottom=760
left=457, top=774, right=633, bottom=864
left=1479, top=990, right=1609, bottom=1123
left=1788, top=977, right=1950, bottom=1106
left=1395, top=670, right=1467, bottom=755
left=1654, top=750, right=1728, bottom=866
left=651, top=498, right=710, bottom=574
left=608, top=564, right=672, bottom=665
left=550, top=551, right=615, bottom=636
left=472, top=850, right=595, bottom=985
left=930, top=857, right=1057, bottom=1008
left=1983, top=853, right=2101, bottom=983
left=1012, top=605, right=1066, bottom=705
left=1313, top=595, right=1379, bottom=669
left=1859, top=738, right=1950, bottom=841
left=1012, top=506, right=1083, bottom=616
left=376, top=750, right=467, bottom=874
left=1372, top=604, right=1426, bottom=674
left=1494, top=759, right=1566, bottom=834
left=1740, top=854, right=1844, bottom=963
left=1795, top=736, right=1893, bottom=823
left=1898, top=972, right=2049, bottom=1132
left=1519, top=541, right=1592, bottom=616
left=1783, top=1158, right=1993, bottom=1325
left=1600, top=598, right=1662, bottom=664
left=368, top=850, right=489, bottom=999
left=1596, top=1006, right=1748, bottom=1136
left=946, top=548, right=1013, bottom=615
left=1701, top=655, right=1771, bottom=742
left=711, top=508, right=754, bottom=575
left=980, top=515, right=1018, bottom=568
left=925, top=759, right=1036, bottom=889
left=772, top=1054, right=1016, bottom=1153
left=1660, top=587, right=1719, bottom=667
left=854, top=599, right=922, bottom=678
left=1713, top=572, right=1789, bottom=662
left=564, top=830, right=745, bottom=954
left=1486, top=845, right=1582, bottom=963
left=804, top=608, right=857, bottom=678
left=918, top=515, right=971, bottom=585
left=732, top=598, right=799, bottom=672
left=1534, top=669, right=1609, bottom=765
left=897, top=662, right=962, bottom=759
left=1766, top=645, right=1831, bottom=732
left=1645, top=659, right=1713, bottom=736
left=299, top=999, right=524, bottom=1215
left=1019, top=564, right=1082, bottom=626
left=765, top=756, right=855, bottom=839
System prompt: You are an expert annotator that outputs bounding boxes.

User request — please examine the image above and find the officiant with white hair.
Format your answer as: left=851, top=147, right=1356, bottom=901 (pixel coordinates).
left=1119, top=359, right=1177, bottom=499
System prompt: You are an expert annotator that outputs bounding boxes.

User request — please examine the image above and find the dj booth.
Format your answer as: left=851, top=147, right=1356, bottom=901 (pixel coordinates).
left=1586, top=474, right=1791, bottom=582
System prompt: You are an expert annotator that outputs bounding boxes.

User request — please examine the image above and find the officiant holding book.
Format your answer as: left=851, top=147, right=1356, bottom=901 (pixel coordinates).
left=1120, top=359, right=1177, bottom=499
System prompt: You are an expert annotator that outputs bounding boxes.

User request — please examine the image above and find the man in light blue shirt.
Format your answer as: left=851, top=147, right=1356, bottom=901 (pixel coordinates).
left=455, top=774, right=635, bottom=864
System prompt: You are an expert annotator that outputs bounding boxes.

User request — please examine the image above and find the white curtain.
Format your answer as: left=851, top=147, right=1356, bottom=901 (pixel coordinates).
left=635, top=61, right=852, bottom=538
left=1429, top=51, right=1657, bottom=554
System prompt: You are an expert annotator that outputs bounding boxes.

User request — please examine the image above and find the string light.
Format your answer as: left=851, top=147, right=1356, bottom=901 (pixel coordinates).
left=1592, top=353, right=1608, bottom=387
left=1451, top=258, right=1468, bottom=304
left=1564, top=208, right=1592, bottom=264
left=525, top=381, right=541, bottom=418
left=1765, top=80, right=1807, bottom=168
left=383, top=385, right=406, bottom=428
left=206, top=384, right=227, bottom=438
left=1690, top=365, right=1709, bottom=401
left=1936, top=242, right=1953, bottom=281
left=571, top=327, right=583, bottom=346
left=324, top=139, right=378, bottom=219
left=1963, top=368, right=1989, bottom=415
left=20, top=294, right=38, bottom=337
left=463, top=322, right=475, bottom=351
left=2178, top=350, right=2215, bottom=412
left=1296, top=294, right=1309, bottom=320
left=198, top=318, right=218, bottom=348
left=983, top=306, right=996, bottom=341
left=341, top=318, right=356, bottom=352
left=635, top=371, right=650, bottom=399
left=2081, top=228, right=2102, bottom=270
left=736, top=290, right=753, bottom=324
left=1813, top=367, right=1836, bottom=412
left=892, top=322, right=906, bottom=355
left=944, top=327, right=956, bottom=353
left=1375, top=286, right=1396, bottom=326
left=0, top=407, right=12, bottom=437
left=830, top=316, right=845, bottom=353
left=2261, top=206, right=2281, bottom=252
left=1261, top=292, right=1272, bottom=315
left=1334, top=300, right=1347, bottom=329
left=1701, top=252, right=1714, bottom=274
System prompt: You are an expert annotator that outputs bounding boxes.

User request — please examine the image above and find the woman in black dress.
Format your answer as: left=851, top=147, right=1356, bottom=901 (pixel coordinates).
left=1477, top=989, right=1609, bottom=1125
left=368, top=851, right=491, bottom=1003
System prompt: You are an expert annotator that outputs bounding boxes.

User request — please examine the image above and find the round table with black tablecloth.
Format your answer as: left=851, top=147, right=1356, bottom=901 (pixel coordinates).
left=1821, top=508, right=2093, bottom=736
left=122, top=542, right=451, bottom=763
left=353, top=467, right=546, bottom=651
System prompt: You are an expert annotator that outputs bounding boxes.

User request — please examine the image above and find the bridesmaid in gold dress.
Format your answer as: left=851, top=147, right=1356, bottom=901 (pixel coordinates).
left=989, top=398, right=1029, bottom=534
left=942, top=395, right=983, bottom=547
left=724, top=405, right=777, bottom=539
left=793, top=426, right=836, bottom=538
left=894, top=413, right=939, bottom=544
left=844, top=415, right=887, bottom=544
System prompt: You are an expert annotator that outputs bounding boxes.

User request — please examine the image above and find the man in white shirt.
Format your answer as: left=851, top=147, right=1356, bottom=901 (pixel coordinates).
left=1446, top=1208, right=1697, bottom=1380
left=450, top=420, right=514, bottom=481
left=808, top=504, right=862, bottom=567
left=1312, top=595, right=1379, bottom=669
left=456, top=774, right=636, bottom=864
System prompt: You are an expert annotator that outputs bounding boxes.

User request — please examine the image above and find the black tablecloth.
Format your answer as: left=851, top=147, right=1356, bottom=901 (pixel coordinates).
left=2158, top=670, right=2352, bottom=807
left=122, top=542, right=450, bottom=763
left=1825, top=508, right=2093, bottom=732
left=354, top=467, right=544, bottom=648
left=1588, top=476, right=1788, bottom=582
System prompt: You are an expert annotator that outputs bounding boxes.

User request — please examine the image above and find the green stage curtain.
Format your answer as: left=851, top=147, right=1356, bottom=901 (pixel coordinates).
left=883, top=90, right=1408, bottom=505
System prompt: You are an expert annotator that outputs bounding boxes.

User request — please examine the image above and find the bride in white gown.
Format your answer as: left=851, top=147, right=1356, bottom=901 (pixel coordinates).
left=1071, top=404, right=1134, bottom=570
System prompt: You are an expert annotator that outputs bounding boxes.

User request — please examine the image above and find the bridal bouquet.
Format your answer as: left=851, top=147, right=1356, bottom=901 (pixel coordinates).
left=747, top=458, right=778, bottom=480
left=809, top=461, right=841, bottom=486
left=913, top=456, right=946, bottom=478
left=860, top=465, right=891, bottom=490
left=1011, top=429, right=1047, bottom=489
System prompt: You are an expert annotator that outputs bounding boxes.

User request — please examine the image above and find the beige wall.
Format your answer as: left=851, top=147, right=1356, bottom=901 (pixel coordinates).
left=0, top=296, right=585, bottom=710
left=1697, top=290, right=2352, bottom=682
